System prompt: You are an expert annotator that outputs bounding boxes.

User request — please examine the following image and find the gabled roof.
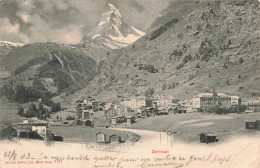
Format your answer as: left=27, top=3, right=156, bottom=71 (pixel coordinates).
left=96, top=132, right=106, bottom=135
left=82, top=110, right=94, bottom=113
left=201, top=132, right=217, bottom=136
left=109, top=134, right=121, bottom=138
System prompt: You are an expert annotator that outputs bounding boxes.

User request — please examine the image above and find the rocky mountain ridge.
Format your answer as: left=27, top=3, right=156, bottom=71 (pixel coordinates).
left=0, top=1, right=259, bottom=104
left=0, top=43, right=97, bottom=95
left=88, top=3, right=145, bottom=49
left=84, top=0, right=260, bottom=100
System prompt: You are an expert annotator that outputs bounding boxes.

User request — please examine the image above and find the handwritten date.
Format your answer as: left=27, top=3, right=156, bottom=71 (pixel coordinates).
left=3, top=150, right=50, bottom=161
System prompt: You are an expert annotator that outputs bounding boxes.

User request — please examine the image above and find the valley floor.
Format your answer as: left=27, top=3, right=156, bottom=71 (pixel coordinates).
left=131, top=112, right=260, bottom=143
left=1, top=126, right=260, bottom=168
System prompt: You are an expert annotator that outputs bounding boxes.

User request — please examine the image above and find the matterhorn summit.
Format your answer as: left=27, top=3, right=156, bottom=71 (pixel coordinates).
left=88, top=4, right=145, bottom=49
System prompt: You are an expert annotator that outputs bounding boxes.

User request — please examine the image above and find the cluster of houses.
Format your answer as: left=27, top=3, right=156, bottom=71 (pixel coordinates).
left=16, top=118, right=48, bottom=139
left=14, top=118, right=63, bottom=141
left=74, top=92, right=260, bottom=128
left=4, top=92, right=258, bottom=143
left=192, top=92, right=260, bottom=111
left=74, top=95, right=193, bottom=128
left=192, top=93, right=241, bottom=109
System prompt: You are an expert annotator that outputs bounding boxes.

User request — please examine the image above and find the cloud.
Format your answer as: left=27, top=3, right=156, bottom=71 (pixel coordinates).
left=0, top=0, right=170, bottom=44
left=0, top=18, right=29, bottom=43
left=128, top=0, right=145, bottom=12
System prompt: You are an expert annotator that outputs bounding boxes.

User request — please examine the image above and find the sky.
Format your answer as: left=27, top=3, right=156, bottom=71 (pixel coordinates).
left=0, top=0, right=170, bottom=44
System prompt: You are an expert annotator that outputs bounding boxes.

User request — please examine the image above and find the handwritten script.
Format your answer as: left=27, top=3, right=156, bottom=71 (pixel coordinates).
left=3, top=150, right=231, bottom=167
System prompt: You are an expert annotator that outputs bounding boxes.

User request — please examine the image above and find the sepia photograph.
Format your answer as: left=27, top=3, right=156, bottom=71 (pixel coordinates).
left=0, top=0, right=259, bottom=167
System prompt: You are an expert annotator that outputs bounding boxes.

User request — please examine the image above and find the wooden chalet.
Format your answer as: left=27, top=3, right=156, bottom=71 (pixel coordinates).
left=200, top=132, right=217, bottom=144
left=109, top=134, right=122, bottom=144
left=96, top=132, right=106, bottom=143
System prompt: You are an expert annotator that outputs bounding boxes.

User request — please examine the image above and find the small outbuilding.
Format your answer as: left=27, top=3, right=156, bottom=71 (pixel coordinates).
left=19, top=131, right=44, bottom=140
left=111, top=117, right=117, bottom=125
left=52, top=134, right=63, bottom=142
left=109, top=134, right=121, bottom=144
left=117, top=116, right=125, bottom=123
left=255, top=120, right=260, bottom=130
left=96, top=132, right=106, bottom=143
left=245, top=121, right=256, bottom=129
left=200, top=132, right=217, bottom=144
left=83, top=119, right=94, bottom=127
left=82, top=110, right=94, bottom=120
left=31, top=123, right=48, bottom=138
left=126, top=116, right=135, bottom=126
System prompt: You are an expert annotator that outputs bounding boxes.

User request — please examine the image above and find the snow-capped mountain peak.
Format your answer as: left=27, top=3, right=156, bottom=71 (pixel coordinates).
left=88, top=4, right=145, bottom=49
left=97, top=4, right=122, bottom=29
left=107, top=3, right=122, bottom=19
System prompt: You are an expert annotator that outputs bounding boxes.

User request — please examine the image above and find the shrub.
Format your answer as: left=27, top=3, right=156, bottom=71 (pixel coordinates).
left=17, top=106, right=24, bottom=116
left=198, top=39, right=217, bottom=61
left=25, top=103, right=37, bottom=118
left=171, top=49, right=183, bottom=57
left=1, top=84, right=15, bottom=101
left=145, top=88, right=155, bottom=98
left=226, top=78, right=231, bottom=85
left=176, top=63, right=184, bottom=70
left=196, top=63, right=200, bottom=68
left=183, top=54, right=192, bottom=64
left=51, top=102, right=61, bottom=112
left=66, top=115, right=75, bottom=120
left=162, top=83, right=167, bottom=90
left=239, top=57, right=244, bottom=64
left=168, top=82, right=176, bottom=89
left=223, top=63, right=228, bottom=69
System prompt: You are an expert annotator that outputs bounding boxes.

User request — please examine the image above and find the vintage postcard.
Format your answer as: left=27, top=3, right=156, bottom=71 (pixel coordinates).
left=0, top=0, right=259, bottom=167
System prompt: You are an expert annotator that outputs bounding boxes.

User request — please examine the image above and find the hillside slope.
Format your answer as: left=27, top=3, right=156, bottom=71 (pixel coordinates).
left=0, top=41, right=25, bottom=78
left=0, top=43, right=97, bottom=94
left=85, top=0, right=260, bottom=100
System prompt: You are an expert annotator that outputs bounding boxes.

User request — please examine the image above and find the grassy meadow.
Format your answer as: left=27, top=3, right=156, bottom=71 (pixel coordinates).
left=131, top=112, right=260, bottom=143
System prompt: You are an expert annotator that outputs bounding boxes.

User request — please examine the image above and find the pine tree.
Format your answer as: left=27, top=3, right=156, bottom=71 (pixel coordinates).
left=38, top=102, right=44, bottom=112
left=37, top=102, right=44, bottom=119
left=26, top=103, right=37, bottom=118
left=226, top=78, right=231, bottom=85
left=196, top=63, right=200, bottom=68
left=76, top=107, right=82, bottom=119
left=162, top=83, right=167, bottom=90
left=15, top=84, right=27, bottom=103
left=239, top=57, right=244, bottom=64
left=144, top=88, right=155, bottom=98
left=17, top=106, right=24, bottom=116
